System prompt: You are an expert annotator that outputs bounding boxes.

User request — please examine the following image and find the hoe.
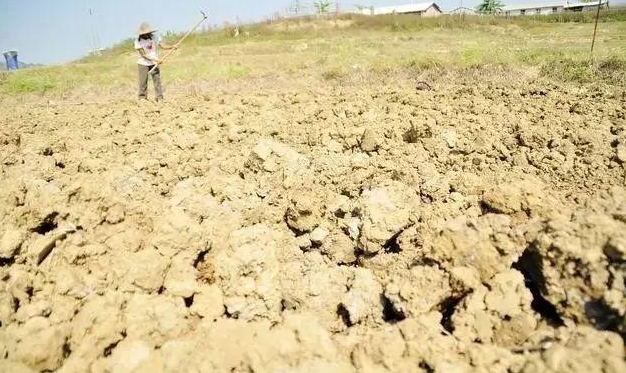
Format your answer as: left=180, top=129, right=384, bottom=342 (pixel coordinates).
left=149, top=10, right=209, bottom=74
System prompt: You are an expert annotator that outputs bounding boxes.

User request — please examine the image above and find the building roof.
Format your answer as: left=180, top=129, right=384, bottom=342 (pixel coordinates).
left=564, top=0, right=607, bottom=8
left=373, top=2, right=441, bottom=15
left=502, top=0, right=607, bottom=11
left=448, top=7, right=477, bottom=14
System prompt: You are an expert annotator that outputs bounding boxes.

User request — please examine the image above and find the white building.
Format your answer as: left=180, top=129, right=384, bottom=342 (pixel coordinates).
left=503, top=1, right=608, bottom=16
left=360, top=2, right=443, bottom=17
left=565, top=0, right=609, bottom=11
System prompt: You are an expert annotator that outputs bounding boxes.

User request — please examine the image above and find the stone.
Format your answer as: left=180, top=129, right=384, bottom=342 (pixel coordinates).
left=346, top=218, right=361, bottom=240
left=252, top=141, right=272, bottom=161
left=127, top=249, right=169, bottom=292
left=0, top=292, right=15, bottom=325
left=310, top=227, right=329, bottom=245
left=124, top=294, right=192, bottom=345
left=341, top=268, right=383, bottom=325
left=54, top=266, right=90, bottom=299
left=104, top=228, right=143, bottom=253
left=482, top=184, right=523, bottom=214
left=616, top=144, right=626, bottom=164
left=295, top=235, right=312, bottom=250
left=105, top=204, right=125, bottom=224
left=164, top=254, right=198, bottom=298
left=384, top=266, right=450, bottom=318
left=360, top=129, right=379, bottom=152
left=320, top=232, right=357, bottom=264
left=14, top=300, right=52, bottom=322
left=327, top=140, right=344, bottom=153
left=327, top=195, right=351, bottom=217
left=358, top=183, right=414, bottom=254
left=28, top=226, right=76, bottom=265
left=350, top=153, right=370, bottom=169
left=442, top=129, right=457, bottom=148
left=104, top=340, right=152, bottom=373
left=248, top=139, right=310, bottom=174
left=164, top=272, right=197, bottom=299
left=484, top=270, right=533, bottom=318
left=285, top=196, right=320, bottom=233
left=190, top=284, right=224, bottom=319
left=0, top=228, right=24, bottom=259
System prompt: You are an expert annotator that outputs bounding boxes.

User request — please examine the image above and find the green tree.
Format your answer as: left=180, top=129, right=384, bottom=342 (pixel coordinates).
left=314, top=1, right=333, bottom=14
left=476, top=0, right=504, bottom=14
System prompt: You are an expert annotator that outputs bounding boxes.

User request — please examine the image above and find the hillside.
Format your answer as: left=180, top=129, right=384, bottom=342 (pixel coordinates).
left=0, top=10, right=625, bottom=373
left=1, top=10, right=625, bottom=95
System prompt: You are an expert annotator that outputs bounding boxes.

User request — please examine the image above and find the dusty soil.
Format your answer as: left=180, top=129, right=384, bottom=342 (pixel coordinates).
left=1, top=75, right=625, bottom=372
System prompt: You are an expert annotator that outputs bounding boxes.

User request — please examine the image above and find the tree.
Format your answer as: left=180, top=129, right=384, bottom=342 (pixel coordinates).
left=476, top=0, right=504, bottom=14
left=314, top=1, right=333, bottom=14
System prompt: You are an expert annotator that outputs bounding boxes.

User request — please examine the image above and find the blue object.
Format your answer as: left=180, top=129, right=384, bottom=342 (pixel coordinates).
left=3, top=51, right=18, bottom=71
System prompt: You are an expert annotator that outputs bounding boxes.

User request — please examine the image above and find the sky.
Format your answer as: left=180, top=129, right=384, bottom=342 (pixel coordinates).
left=0, top=0, right=623, bottom=65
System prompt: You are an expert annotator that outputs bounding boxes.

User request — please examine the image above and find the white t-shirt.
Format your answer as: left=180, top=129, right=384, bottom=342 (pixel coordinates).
left=134, top=34, right=162, bottom=66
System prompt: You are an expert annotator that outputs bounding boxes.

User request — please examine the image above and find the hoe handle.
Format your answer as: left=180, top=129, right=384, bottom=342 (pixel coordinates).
left=149, top=11, right=208, bottom=73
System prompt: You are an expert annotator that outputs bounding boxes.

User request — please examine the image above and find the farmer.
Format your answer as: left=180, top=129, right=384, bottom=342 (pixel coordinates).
left=134, top=22, right=177, bottom=101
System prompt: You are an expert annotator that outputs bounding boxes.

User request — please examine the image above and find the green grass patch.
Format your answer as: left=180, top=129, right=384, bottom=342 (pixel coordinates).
left=540, top=56, right=626, bottom=84
left=0, top=71, right=57, bottom=93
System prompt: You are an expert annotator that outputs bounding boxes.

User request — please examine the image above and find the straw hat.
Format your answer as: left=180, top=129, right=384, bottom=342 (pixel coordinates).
left=137, top=22, right=157, bottom=36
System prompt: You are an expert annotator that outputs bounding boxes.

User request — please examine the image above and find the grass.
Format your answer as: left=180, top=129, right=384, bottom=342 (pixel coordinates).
left=2, top=9, right=626, bottom=95
left=541, top=55, right=626, bottom=83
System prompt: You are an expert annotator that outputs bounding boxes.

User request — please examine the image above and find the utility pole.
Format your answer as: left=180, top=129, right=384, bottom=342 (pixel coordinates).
left=291, top=0, right=302, bottom=15
left=88, top=9, right=101, bottom=55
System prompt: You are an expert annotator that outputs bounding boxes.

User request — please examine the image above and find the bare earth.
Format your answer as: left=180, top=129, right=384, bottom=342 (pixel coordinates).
left=1, top=74, right=625, bottom=372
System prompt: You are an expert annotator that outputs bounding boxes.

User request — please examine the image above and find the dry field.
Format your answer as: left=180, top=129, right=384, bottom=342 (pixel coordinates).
left=1, top=13, right=626, bottom=373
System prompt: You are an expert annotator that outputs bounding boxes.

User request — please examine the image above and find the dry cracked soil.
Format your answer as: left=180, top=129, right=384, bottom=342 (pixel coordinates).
left=1, top=74, right=626, bottom=372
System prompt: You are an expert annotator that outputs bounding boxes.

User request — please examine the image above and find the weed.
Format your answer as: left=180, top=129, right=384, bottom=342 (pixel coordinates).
left=322, top=67, right=345, bottom=80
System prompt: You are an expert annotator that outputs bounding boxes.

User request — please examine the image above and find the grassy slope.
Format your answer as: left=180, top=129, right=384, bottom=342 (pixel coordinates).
left=1, top=10, right=626, bottom=95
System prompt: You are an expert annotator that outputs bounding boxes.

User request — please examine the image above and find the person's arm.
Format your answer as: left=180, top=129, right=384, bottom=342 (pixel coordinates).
left=159, top=41, right=178, bottom=51
left=137, top=48, right=160, bottom=64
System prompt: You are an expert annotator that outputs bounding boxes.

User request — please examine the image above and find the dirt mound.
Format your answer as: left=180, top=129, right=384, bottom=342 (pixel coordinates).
left=0, top=79, right=625, bottom=372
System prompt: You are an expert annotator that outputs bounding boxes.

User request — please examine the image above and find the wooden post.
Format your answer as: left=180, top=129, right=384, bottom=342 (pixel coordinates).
left=591, top=1, right=602, bottom=54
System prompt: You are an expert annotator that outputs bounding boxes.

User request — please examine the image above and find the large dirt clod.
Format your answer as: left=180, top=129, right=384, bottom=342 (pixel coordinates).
left=357, top=182, right=417, bottom=255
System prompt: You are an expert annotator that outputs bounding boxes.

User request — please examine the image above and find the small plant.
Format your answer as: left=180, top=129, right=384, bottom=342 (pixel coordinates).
left=403, top=120, right=432, bottom=143
left=322, top=67, right=345, bottom=80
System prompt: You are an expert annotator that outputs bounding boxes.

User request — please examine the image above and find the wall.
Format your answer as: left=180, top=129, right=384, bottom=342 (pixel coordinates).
left=505, top=6, right=564, bottom=16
